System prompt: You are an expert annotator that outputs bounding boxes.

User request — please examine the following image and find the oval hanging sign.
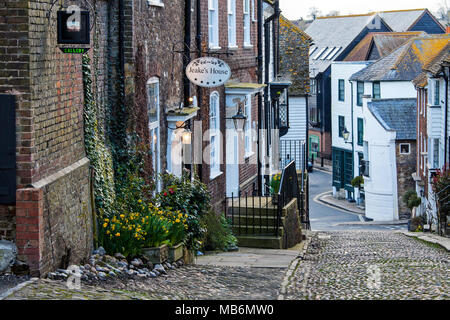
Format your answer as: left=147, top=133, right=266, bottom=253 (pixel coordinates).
left=186, top=57, right=231, bottom=88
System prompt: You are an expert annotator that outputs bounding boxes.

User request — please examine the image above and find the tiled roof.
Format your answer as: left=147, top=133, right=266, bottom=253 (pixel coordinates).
left=344, top=32, right=426, bottom=61
left=306, top=14, right=389, bottom=75
left=368, top=98, right=417, bottom=140
left=413, top=42, right=450, bottom=87
left=350, top=34, right=450, bottom=81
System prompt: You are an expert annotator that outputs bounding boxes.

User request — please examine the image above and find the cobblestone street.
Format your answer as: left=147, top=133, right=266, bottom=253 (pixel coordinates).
left=4, top=265, right=284, bottom=300
left=2, top=231, right=448, bottom=300
left=285, top=231, right=449, bottom=300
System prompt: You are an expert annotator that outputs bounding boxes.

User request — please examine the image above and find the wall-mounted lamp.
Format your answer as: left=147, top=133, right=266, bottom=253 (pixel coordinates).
left=227, top=98, right=247, bottom=131
left=182, top=129, right=192, bottom=145
left=342, top=127, right=352, bottom=144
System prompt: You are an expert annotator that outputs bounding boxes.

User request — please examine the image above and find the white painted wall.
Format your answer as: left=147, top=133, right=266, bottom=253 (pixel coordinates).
left=281, top=96, right=306, bottom=169
left=362, top=101, right=399, bottom=221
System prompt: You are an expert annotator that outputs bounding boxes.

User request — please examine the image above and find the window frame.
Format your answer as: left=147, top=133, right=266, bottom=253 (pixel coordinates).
left=338, top=115, right=345, bottom=138
left=243, top=0, right=251, bottom=47
left=338, top=79, right=345, bottom=102
left=372, top=81, right=381, bottom=99
left=147, top=77, right=161, bottom=192
left=434, top=79, right=440, bottom=106
left=399, top=143, right=410, bottom=155
left=227, top=0, right=237, bottom=48
left=209, top=0, right=220, bottom=49
left=209, top=92, right=222, bottom=179
left=357, top=81, right=364, bottom=106
left=357, top=118, right=364, bottom=146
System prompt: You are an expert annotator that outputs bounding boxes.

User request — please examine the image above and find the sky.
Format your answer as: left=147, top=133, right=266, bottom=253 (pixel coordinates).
left=279, top=0, right=446, bottom=20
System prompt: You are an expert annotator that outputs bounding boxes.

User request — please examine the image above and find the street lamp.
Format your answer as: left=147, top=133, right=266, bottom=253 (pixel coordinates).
left=342, top=127, right=351, bottom=144
left=227, top=98, right=247, bottom=131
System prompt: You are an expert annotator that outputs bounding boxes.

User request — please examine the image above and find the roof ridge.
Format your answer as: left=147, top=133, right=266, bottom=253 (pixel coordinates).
left=316, top=8, right=426, bottom=20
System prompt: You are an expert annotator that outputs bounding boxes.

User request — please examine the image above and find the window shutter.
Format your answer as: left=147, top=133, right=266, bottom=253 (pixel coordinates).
left=0, top=95, right=16, bottom=204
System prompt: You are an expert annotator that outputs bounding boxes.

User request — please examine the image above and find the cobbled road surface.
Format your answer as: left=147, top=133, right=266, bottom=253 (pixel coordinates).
left=285, top=231, right=449, bottom=300
left=2, top=231, right=448, bottom=300
left=3, top=265, right=284, bottom=300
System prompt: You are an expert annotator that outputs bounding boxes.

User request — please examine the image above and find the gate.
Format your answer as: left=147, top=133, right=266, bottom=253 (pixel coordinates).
left=0, top=95, right=16, bottom=204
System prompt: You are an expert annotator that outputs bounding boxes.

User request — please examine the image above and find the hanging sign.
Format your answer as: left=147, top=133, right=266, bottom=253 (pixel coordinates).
left=57, top=8, right=90, bottom=45
left=186, top=57, right=231, bottom=88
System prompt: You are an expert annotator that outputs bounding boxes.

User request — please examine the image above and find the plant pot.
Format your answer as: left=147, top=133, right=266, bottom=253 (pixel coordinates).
left=169, top=243, right=184, bottom=262
left=142, top=244, right=169, bottom=264
left=271, top=194, right=279, bottom=205
left=183, top=246, right=195, bottom=265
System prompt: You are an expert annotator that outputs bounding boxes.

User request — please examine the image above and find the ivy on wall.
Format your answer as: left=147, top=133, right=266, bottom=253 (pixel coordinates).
left=82, top=53, right=116, bottom=215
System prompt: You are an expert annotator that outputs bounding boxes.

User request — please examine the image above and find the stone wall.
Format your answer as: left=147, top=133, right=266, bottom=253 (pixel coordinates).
left=0, top=206, right=15, bottom=241
left=396, top=140, right=417, bottom=219
left=282, top=198, right=302, bottom=249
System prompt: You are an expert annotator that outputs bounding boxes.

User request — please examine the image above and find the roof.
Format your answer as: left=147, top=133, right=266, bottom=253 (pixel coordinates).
left=306, top=14, right=390, bottom=75
left=344, top=32, right=426, bottom=61
left=413, top=42, right=450, bottom=87
left=368, top=98, right=417, bottom=140
left=350, top=34, right=450, bottom=82
left=280, top=15, right=312, bottom=41
left=376, top=9, right=428, bottom=32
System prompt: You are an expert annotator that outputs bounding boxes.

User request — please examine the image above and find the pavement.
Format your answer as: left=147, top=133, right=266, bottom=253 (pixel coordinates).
left=399, top=231, right=450, bottom=252
left=195, top=245, right=303, bottom=268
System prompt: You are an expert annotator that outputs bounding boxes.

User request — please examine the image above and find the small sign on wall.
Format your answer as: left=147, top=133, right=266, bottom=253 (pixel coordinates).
left=186, top=57, right=231, bottom=88
left=57, top=10, right=90, bottom=45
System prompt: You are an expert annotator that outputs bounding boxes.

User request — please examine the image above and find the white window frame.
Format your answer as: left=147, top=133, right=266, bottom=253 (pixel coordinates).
left=399, top=143, right=410, bottom=155
left=209, top=0, right=220, bottom=49
left=147, top=77, right=161, bottom=192
left=432, top=138, right=440, bottom=169
left=228, top=0, right=237, bottom=48
left=244, top=95, right=253, bottom=158
left=147, top=0, right=164, bottom=7
left=210, top=92, right=222, bottom=179
left=251, top=0, right=257, bottom=22
left=243, top=0, right=251, bottom=47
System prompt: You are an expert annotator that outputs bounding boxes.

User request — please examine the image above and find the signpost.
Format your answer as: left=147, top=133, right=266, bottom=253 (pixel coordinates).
left=186, top=57, right=231, bottom=88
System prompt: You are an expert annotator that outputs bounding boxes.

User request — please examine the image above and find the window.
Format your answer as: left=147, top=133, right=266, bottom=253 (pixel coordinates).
left=243, top=0, right=251, bottom=46
left=227, top=0, right=236, bottom=47
left=399, top=143, right=410, bottom=155
left=251, top=0, right=257, bottom=21
left=210, top=92, right=221, bottom=178
left=433, top=139, right=440, bottom=168
left=244, top=95, right=252, bottom=156
left=147, top=0, right=164, bottom=7
left=209, top=0, right=219, bottom=48
left=373, top=82, right=380, bottom=99
left=310, top=78, right=317, bottom=95
left=434, top=80, right=440, bottom=106
left=338, top=116, right=345, bottom=138
left=357, top=82, right=364, bottom=106
left=357, top=118, right=363, bottom=146
left=338, top=79, right=345, bottom=101
left=147, top=77, right=161, bottom=192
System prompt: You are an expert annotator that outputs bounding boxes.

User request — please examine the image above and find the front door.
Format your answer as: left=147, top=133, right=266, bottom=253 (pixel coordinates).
left=0, top=95, right=16, bottom=204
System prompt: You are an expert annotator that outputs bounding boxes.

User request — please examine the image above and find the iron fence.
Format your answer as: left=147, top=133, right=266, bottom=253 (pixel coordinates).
left=280, top=140, right=306, bottom=171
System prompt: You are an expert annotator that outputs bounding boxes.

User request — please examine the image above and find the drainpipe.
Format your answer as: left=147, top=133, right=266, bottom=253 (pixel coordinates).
left=444, top=66, right=449, bottom=165
left=183, top=0, right=192, bottom=107
left=349, top=80, right=355, bottom=198
left=195, top=0, right=203, bottom=183
left=257, top=0, right=263, bottom=194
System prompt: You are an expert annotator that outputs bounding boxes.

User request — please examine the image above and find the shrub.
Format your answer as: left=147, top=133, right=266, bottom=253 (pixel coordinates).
left=201, top=210, right=237, bottom=252
left=402, top=190, right=421, bottom=211
left=157, top=173, right=211, bottom=250
left=351, top=176, right=364, bottom=188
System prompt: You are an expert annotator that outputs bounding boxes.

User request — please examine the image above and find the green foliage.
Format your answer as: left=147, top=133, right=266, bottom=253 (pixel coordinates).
left=201, top=211, right=237, bottom=252
left=402, top=190, right=421, bottom=211
left=157, top=173, right=211, bottom=250
left=270, top=173, right=282, bottom=195
left=351, top=176, right=364, bottom=188
left=82, top=54, right=116, bottom=215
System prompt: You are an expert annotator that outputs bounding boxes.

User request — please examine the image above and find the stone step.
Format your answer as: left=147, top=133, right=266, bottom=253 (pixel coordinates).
left=232, top=225, right=284, bottom=237
left=231, top=215, right=285, bottom=227
left=236, top=235, right=283, bottom=249
left=227, top=206, right=280, bottom=218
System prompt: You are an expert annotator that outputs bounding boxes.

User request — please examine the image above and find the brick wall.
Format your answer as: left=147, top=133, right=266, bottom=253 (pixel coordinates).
left=0, top=206, right=15, bottom=240
left=396, top=140, right=417, bottom=219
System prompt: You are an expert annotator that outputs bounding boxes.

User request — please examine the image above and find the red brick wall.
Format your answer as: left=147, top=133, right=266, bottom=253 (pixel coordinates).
left=417, top=88, right=429, bottom=197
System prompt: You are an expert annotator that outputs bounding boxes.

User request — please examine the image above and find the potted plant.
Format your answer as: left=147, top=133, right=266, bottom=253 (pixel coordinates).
left=402, top=190, right=422, bottom=231
left=351, top=176, right=364, bottom=205
left=270, top=173, right=281, bottom=205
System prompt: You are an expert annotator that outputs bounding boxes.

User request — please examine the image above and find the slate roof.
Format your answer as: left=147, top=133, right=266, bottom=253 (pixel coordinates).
left=306, top=14, right=390, bottom=76
left=344, top=32, right=426, bottom=61
left=377, top=9, right=428, bottom=32
left=350, top=34, right=450, bottom=82
left=368, top=98, right=417, bottom=140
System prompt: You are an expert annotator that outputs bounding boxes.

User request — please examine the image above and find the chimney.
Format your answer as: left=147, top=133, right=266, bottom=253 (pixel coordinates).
left=447, top=26, right=450, bottom=34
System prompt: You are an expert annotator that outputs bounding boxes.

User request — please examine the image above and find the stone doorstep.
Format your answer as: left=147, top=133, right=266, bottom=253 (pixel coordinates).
left=399, top=231, right=450, bottom=252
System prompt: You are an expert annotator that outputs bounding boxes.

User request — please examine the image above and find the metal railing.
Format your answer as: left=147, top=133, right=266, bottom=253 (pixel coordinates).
left=280, top=140, right=306, bottom=171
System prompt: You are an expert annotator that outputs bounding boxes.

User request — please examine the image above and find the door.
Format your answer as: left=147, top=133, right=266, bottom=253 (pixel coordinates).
left=0, top=95, right=16, bottom=204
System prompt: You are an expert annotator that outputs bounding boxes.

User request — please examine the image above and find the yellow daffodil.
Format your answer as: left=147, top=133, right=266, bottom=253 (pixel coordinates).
left=115, top=232, right=120, bottom=237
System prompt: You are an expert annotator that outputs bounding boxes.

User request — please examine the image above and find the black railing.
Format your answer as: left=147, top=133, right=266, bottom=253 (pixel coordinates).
left=280, top=140, right=306, bottom=171
left=226, top=161, right=310, bottom=242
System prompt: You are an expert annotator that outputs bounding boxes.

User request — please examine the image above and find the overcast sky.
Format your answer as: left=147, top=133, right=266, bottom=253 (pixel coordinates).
left=279, top=0, right=445, bottom=20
